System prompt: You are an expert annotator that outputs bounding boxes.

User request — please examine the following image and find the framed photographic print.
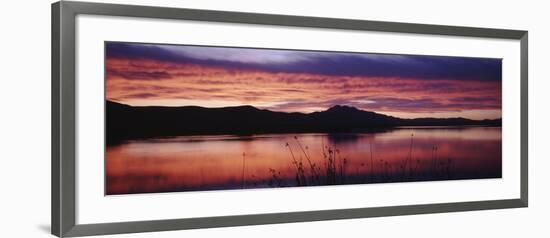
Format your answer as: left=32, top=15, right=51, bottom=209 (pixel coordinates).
left=52, top=1, right=528, bottom=237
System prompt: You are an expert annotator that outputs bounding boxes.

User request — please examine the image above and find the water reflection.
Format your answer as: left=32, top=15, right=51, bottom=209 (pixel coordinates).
left=106, top=126, right=501, bottom=195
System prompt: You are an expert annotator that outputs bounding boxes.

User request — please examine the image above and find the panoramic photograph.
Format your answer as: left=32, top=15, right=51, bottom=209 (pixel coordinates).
left=105, top=41, right=502, bottom=195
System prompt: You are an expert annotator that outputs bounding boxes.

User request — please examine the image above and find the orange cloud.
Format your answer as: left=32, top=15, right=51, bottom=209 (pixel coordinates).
left=106, top=58, right=501, bottom=120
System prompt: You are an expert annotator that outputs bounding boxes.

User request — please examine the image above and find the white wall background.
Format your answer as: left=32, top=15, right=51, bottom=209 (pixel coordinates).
left=0, top=0, right=546, bottom=237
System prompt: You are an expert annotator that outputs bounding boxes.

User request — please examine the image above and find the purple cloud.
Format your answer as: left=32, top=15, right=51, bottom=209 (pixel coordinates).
left=106, top=42, right=502, bottom=82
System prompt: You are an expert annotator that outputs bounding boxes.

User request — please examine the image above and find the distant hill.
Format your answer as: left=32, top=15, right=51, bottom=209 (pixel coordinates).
left=106, top=100, right=501, bottom=144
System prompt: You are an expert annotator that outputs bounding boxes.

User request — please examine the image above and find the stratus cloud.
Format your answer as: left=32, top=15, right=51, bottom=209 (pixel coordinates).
left=106, top=55, right=501, bottom=120
left=106, top=42, right=502, bottom=81
left=105, top=42, right=502, bottom=119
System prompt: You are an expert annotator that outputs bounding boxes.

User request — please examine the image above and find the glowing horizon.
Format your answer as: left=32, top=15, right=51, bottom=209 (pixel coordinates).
left=105, top=42, right=502, bottom=120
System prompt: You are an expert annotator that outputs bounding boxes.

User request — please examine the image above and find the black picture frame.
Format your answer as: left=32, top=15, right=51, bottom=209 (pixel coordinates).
left=52, top=1, right=528, bottom=237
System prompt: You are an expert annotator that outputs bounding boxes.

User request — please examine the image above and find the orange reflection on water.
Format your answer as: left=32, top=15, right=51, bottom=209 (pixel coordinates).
left=106, top=127, right=501, bottom=195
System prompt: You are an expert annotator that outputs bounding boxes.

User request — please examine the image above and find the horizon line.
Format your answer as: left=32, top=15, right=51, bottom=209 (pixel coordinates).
left=106, top=99, right=502, bottom=121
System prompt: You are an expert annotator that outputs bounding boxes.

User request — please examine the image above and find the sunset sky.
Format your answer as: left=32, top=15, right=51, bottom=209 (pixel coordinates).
left=105, top=42, right=502, bottom=120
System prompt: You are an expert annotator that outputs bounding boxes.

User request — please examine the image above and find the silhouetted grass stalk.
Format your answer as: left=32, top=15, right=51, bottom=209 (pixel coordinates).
left=241, top=152, right=246, bottom=188
left=263, top=135, right=454, bottom=188
left=294, top=136, right=320, bottom=185
left=370, top=143, right=374, bottom=181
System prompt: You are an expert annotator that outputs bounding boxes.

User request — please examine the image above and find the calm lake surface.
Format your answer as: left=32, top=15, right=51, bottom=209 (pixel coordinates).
left=106, top=126, right=501, bottom=195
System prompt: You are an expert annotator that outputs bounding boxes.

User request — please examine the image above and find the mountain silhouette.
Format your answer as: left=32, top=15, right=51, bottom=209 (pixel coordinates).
left=106, top=100, right=501, bottom=144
